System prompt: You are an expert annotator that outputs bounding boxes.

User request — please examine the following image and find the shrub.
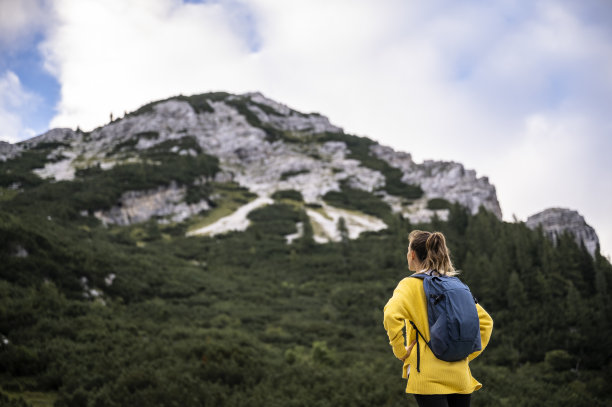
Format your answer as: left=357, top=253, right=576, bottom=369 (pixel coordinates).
left=427, top=198, right=452, bottom=210
left=247, top=203, right=302, bottom=236
left=272, top=190, right=303, bottom=202
left=322, top=183, right=392, bottom=223
left=280, top=169, right=310, bottom=181
left=545, top=350, right=575, bottom=371
left=0, top=150, right=48, bottom=188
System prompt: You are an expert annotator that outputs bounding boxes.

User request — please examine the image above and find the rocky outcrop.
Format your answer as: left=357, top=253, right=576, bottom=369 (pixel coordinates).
left=232, top=140, right=385, bottom=203
left=94, top=182, right=210, bottom=226
left=0, top=141, right=21, bottom=162
left=246, top=92, right=343, bottom=134
left=526, top=208, right=599, bottom=257
left=371, top=144, right=502, bottom=219
left=33, top=151, right=78, bottom=181
left=17, top=128, right=77, bottom=148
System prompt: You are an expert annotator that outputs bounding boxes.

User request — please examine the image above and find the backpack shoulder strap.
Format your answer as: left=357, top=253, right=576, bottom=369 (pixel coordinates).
left=409, top=270, right=441, bottom=279
left=408, top=320, right=429, bottom=372
left=407, top=272, right=433, bottom=372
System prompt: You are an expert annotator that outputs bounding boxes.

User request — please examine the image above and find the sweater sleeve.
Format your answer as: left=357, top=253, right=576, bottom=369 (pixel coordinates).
left=468, top=303, right=493, bottom=361
left=383, top=280, right=410, bottom=360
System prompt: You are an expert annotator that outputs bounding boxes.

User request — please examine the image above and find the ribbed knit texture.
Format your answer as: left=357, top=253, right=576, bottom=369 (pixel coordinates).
left=383, top=276, right=494, bottom=395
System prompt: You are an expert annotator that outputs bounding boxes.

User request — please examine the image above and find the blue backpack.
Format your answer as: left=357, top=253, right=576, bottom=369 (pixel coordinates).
left=409, top=271, right=481, bottom=372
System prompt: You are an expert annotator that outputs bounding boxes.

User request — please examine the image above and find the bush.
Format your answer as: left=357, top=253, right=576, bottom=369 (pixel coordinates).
left=0, top=344, right=43, bottom=376
left=271, top=189, right=303, bottom=202
left=280, top=170, right=310, bottom=181
left=247, top=204, right=301, bottom=223
left=0, top=149, right=48, bottom=188
left=427, top=198, right=452, bottom=210
left=322, top=183, right=392, bottom=223
left=247, top=203, right=302, bottom=236
left=0, top=393, right=29, bottom=407
left=545, top=350, right=575, bottom=371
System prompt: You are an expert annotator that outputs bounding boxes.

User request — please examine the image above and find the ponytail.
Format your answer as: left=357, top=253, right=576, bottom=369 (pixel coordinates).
left=408, top=230, right=457, bottom=276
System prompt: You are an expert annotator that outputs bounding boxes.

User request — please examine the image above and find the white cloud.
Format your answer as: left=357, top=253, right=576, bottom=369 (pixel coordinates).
left=43, top=0, right=261, bottom=130
left=493, top=113, right=612, bottom=253
left=34, top=0, right=612, bottom=256
left=0, top=0, right=50, bottom=50
left=0, top=71, right=39, bottom=143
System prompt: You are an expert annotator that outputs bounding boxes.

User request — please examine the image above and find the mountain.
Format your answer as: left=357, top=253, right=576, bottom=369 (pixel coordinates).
left=3, top=92, right=502, bottom=243
left=1, top=92, right=611, bottom=407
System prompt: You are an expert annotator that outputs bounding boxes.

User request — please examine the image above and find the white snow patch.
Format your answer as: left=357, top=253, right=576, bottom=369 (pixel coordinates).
left=187, top=196, right=273, bottom=237
left=306, top=203, right=387, bottom=243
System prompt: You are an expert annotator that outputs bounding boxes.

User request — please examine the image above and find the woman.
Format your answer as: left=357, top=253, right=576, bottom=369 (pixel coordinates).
left=383, top=230, right=493, bottom=407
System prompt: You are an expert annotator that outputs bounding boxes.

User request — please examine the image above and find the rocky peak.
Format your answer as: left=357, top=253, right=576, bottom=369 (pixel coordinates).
left=18, top=128, right=77, bottom=149
left=5, top=91, right=507, bottom=242
left=526, top=208, right=599, bottom=257
left=245, top=92, right=342, bottom=134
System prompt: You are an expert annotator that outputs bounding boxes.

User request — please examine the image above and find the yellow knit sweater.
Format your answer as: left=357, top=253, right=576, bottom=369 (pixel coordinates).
left=383, top=276, right=493, bottom=395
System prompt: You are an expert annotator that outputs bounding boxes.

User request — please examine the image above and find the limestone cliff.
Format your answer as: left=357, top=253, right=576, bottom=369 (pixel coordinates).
left=526, top=207, right=599, bottom=257
left=0, top=141, right=21, bottom=162
left=370, top=144, right=502, bottom=220
left=7, top=91, right=504, bottom=242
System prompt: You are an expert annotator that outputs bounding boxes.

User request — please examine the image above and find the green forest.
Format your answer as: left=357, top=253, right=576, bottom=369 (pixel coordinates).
left=1, top=137, right=612, bottom=406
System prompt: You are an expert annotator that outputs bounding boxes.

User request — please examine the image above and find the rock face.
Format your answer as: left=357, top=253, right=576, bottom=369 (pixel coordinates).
left=371, top=144, right=502, bottom=219
left=0, top=141, right=21, bottom=162
left=18, top=128, right=77, bottom=148
left=526, top=208, right=599, bottom=257
left=247, top=92, right=342, bottom=134
left=94, top=182, right=210, bottom=226
left=5, top=91, right=504, bottom=240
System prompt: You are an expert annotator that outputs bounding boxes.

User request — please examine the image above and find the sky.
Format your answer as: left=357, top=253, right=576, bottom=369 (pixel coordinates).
left=1, top=0, right=611, bottom=257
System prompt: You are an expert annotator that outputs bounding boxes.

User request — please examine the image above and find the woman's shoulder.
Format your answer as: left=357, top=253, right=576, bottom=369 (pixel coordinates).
left=395, top=275, right=424, bottom=292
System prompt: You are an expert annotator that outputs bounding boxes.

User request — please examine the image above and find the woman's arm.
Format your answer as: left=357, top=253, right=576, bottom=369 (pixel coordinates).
left=468, top=303, right=494, bottom=361
left=383, top=281, right=411, bottom=360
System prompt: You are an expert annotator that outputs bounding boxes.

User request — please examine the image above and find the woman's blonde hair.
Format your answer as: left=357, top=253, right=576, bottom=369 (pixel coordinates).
left=408, top=230, right=457, bottom=276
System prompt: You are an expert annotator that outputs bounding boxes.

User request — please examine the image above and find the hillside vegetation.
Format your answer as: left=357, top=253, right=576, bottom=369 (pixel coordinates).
left=1, top=160, right=611, bottom=406
left=0, top=92, right=610, bottom=406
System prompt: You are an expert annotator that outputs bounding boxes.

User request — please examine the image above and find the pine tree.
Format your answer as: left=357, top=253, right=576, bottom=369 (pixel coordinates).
left=507, top=271, right=527, bottom=311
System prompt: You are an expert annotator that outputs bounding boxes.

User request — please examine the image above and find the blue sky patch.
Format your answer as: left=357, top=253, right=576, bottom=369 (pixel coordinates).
left=1, top=33, right=59, bottom=139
